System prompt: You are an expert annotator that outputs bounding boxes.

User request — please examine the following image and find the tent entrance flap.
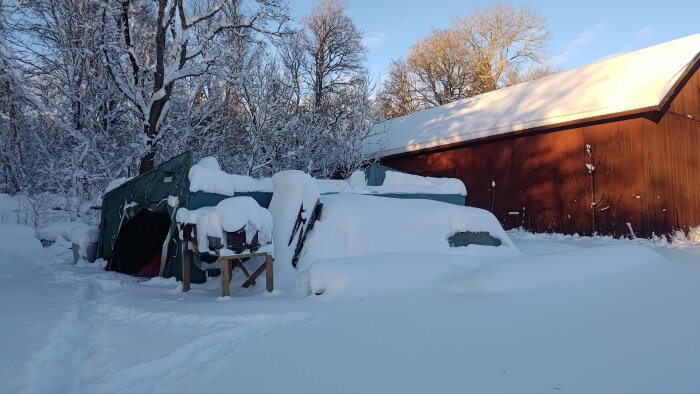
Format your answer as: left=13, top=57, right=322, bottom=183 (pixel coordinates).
left=107, top=210, right=171, bottom=276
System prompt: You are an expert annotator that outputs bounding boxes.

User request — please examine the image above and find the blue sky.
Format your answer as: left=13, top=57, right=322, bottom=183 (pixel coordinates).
left=288, top=0, right=700, bottom=80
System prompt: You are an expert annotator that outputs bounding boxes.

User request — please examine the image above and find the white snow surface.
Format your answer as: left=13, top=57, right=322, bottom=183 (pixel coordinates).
left=176, top=196, right=272, bottom=252
left=366, top=33, right=700, bottom=156
left=316, top=171, right=466, bottom=196
left=298, top=194, right=519, bottom=271
left=188, top=157, right=273, bottom=195
left=2, top=221, right=700, bottom=393
left=35, top=222, right=98, bottom=250
left=267, top=170, right=320, bottom=289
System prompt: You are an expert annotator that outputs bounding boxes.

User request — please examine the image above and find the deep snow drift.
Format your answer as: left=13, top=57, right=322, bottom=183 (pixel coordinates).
left=1, top=219, right=700, bottom=393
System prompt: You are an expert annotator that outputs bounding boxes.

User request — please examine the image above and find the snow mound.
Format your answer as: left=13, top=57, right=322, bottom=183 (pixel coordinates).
left=299, top=194, right=520, bottom=269
left=103, top=176, right=132, bottom=195
left=315, top=171, right=466, bottom=196
left=35, top=222, right=97, bottom=249
left=0, top=224, right=44, bottom=260
left=382, top=171, right=467, bottom=195
left=188, top=157, right=273, bottom=196
left=268, top=171, right=320, bottom=289
left=295, top=252, right=482, bottom=299
left=176, top=196, right=272, bottom=252
left=445, top=244, right=665, bottom=294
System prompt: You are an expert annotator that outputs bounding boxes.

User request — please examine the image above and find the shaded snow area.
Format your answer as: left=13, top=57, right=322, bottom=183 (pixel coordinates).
left=2, top=221, right=700, bottom=393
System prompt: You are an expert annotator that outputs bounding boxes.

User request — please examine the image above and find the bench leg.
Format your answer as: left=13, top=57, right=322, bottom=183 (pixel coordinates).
left=221, top=259, right=232, bottom=297
left=266, top=255, right=274, bottom=292
left=182, top=241, right=190, bottom=292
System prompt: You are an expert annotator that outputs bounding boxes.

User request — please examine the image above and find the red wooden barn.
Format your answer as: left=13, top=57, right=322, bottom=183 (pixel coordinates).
left=367, top=34, right=700, bottom=237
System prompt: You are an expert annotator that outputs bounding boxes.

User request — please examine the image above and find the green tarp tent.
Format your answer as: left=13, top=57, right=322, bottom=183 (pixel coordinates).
left=98, top=154, right=465, bottom=284
left=97, top=152, right=272, bottom=284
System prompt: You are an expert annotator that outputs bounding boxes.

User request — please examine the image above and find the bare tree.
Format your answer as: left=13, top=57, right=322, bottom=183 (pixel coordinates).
left=377, top=59, right=420, bottom=119
left=455, top=2, right=550, bottom=93
left=406, top=28, right=477, bottom=107
left=379, top=2, right=551, bottom=118
left=302, top=0, right=366, bottom=108
left=103, top=0, right=289, bottom=173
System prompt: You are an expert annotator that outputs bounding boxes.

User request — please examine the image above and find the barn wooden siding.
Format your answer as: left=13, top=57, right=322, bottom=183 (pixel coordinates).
left=382, top=65, right=700, bottom=238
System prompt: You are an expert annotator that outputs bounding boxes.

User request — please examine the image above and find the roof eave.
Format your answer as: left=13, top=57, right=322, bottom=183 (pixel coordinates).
left=379, top=106, right=660, bottom=159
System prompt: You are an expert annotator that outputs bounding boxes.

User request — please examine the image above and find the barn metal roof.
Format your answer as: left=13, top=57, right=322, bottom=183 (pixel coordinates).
left=366, top=33, right=700, bottom=157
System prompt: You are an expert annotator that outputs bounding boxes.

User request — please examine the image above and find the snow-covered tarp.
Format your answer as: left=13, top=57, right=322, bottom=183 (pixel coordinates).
left=295, top=194, right=523, bottom=295
left=188, top=157, right=273, bottom=196
left=366, top=33, right=700, bottom=157
left=189, top=157, right=466, bottom=198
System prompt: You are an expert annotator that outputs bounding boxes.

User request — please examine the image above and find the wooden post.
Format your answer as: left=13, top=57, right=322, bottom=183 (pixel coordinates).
left=181, top=231, right=190, bottom=293
left=266, top=255, right=274, bottom=292
left=221, top=258, right=232, bottom=297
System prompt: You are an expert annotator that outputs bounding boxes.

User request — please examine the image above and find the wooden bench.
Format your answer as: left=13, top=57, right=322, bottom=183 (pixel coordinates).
left=180, top=223, right=274, bottom=296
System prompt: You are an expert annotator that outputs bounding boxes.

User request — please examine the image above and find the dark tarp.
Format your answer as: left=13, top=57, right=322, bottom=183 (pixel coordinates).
left=98, top=154, right=465, bottom=286
left=98, top=151, right=208, bottom=282
left=365, top=163, right=396, bottom=186
left=98, top=152, right=273, bottom=285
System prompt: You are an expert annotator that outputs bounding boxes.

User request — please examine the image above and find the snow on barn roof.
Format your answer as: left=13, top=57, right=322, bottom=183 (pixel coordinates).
left=366, top=33, right=700, bottom=157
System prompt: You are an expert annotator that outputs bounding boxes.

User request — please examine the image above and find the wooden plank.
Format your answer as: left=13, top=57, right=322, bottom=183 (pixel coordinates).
left=181, top=227, right=190, bottom=293
left=266, top=255, right=274, bottom=292
left=221, top=259, right=231, bottom=297
left=242, top=261, right=267, bottom=289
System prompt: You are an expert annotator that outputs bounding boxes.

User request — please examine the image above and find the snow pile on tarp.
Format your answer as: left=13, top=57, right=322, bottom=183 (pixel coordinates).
left=35, top=222, right=98, bottom=250
left=103, top=177, right=132, bottom=195
left=188, top=157, right=273, bottom=196
left=190, top=157, right=465, bottom=197
left=383, top=171, right=466, bottom=195
left=176, top=196, right=272, bottom=253
left=316, top=170, right=467, bottom=196
left=268, top=170, right=320, bottom=289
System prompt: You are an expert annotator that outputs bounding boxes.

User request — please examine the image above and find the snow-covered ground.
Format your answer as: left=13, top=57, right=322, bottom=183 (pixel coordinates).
left=1, top=223, right=700, bottom=393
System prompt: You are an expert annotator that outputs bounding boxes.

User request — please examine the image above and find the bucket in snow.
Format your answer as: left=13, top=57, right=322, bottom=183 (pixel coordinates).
left=72, top=242, right=97, bottom=264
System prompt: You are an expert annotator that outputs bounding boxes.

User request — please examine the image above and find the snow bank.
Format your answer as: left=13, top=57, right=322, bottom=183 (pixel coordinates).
left=176, top=196, right=272, bottom=253
left=188, top=157, right=273, bottom=195
left=35, top=221, right=97, bottom=247
left=295, top=252, right=482, bottom=298
left=268, top=171, right=320, bottom=289
left=299, top=194, right=519, bottom=270
left=445, top=244, right=665, bottom=294
left=0, top=224, right=44, bottom=262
